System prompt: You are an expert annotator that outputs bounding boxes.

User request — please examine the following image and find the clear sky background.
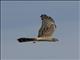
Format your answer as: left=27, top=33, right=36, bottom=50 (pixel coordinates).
left=1, top=1, right=79, bottom=60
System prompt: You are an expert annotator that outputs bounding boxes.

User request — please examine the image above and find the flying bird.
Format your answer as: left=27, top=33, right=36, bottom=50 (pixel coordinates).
left=18, top=14, right=58, bottom=43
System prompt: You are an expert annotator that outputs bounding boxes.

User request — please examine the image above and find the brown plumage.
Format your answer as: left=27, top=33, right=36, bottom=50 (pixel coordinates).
left=38, top=14, right=56, bottom=39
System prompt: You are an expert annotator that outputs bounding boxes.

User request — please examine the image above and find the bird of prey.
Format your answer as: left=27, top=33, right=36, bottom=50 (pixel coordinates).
left=18, top=14, right=58, bottom=43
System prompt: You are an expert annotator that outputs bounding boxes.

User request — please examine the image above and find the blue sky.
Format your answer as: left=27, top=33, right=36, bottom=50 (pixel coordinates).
left=1, top=1, right=79, bottom=60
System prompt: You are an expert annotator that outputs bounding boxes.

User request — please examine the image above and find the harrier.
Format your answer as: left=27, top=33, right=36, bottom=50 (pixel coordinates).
left=18, top=14, right=58, bottom=42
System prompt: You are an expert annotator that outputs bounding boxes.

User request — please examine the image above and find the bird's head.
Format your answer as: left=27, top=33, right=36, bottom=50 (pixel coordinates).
left=40, top=14, right=48, bottom=20
left=40, top=14, right=53, bottom=21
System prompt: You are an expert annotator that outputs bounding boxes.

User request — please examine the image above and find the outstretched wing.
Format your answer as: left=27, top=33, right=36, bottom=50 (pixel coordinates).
left=38, top=23, right=55, bottom=37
